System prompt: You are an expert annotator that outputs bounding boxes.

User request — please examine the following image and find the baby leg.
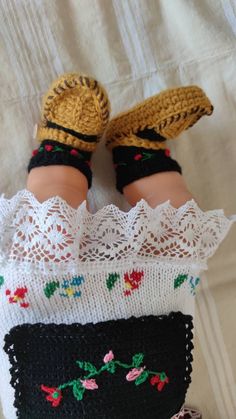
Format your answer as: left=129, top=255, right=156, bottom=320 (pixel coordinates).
left=27, top=166, right=88, bottom=209
left=123, top=171, right=195, bottom=209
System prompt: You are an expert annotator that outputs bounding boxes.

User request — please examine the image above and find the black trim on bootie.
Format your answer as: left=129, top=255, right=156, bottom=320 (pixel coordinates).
left=113, top=146, right=182, bottom=194
left=28, top=140, right=93, bottom=189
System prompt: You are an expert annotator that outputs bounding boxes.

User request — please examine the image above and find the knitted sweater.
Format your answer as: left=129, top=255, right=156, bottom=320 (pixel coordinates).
left=0, top=189, right=235, bottom=419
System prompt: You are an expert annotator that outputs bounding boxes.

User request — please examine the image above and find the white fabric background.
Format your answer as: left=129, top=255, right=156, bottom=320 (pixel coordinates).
left=0, top=0, right=236, bottom=418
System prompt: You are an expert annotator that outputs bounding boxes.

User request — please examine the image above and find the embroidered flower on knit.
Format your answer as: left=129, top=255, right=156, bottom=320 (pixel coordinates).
left=106, top=273, right=120, bottom=290
left=0, top=276, right=4, bottom=287
left=174, top=274, right=200, bottom=295
left=124, top=269, right=144, bottom=296
left=41, top=350, right=169, bottom=407
left=44, top=276, right=85, bottom=299
left=6, top=287, right=29, bottom=308
left=41, top=386, right=62, bottom=407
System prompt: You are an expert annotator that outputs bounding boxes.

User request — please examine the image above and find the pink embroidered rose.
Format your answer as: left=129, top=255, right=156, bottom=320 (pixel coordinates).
left=80, top=379, right=98, bottom=390
left=126, top=367, right=144, bottom=381
left=103, top=350, right=114, bottom=363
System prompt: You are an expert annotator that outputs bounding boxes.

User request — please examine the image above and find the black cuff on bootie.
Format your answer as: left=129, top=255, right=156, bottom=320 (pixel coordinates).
left=113, top=146, right=182, bottom=194
left=28, top=140, right=93, bottom=189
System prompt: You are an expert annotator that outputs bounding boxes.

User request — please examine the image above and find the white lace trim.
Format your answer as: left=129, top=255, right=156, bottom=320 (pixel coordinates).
left=0, top=189, right=234, bottom=273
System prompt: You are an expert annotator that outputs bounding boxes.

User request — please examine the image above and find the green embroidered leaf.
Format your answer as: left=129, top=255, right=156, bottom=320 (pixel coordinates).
left=76, top=361, right=97, bottom=374
left=0, top=276, right=4, bottom=287
left=135, top=371, right=149, bottom=385
left=132, top=353, right=144, bottom=368
left=159, top=372, right=167, bottom=381
left=106, top=361, right=116, bottom=374
left=72, top=382, right=85, bottom=401
left=174, top=274, right=188, bottom=289
left=44, top=281, right=60, bottom=298
left=53, top=146, right=64, bottom=152
left=106, top=273, right=120, bottom=291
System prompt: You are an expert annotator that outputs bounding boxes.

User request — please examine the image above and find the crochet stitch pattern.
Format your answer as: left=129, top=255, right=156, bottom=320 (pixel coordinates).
left=37, top=73, right=110, bottom=152
left=106, top=85, right=213, bottom=150
left=41, top=350, right=169, bottom=407
left=4, top=312, right=194, bottom=419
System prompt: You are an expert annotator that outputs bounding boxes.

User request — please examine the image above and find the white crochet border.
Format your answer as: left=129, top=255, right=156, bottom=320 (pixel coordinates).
left=0, top=189, right=235, bottom=275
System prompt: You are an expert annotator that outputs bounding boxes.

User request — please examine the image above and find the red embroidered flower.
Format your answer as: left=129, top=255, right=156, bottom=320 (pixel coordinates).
left=165, top=148, right=171, bottom=157
left=32, top=149, right=38, bottom=156
left=85, top=160, right=91, bottom=167
left=134, top=154, right=143, bottom=161
left=124, top=270, right=144, bottom=296
left=45, top=145, right=53, bottom=152
left=41, top=385, right=62, bottom=407
left=150, top=374, right=169, bottom=391
left=6, top=287, right=29, bottom=308
left=70, top=149, right=79, bottom=156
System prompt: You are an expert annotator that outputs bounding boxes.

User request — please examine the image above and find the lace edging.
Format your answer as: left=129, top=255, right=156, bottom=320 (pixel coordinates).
left=0, top=189, right=235, bottom=271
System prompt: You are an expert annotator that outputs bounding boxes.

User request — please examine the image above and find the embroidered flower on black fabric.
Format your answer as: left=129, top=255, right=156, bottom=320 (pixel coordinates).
left=41, top=350, right=169, bottom=407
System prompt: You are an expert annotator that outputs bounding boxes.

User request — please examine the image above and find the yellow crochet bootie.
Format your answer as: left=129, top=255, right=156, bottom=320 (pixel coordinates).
left=105, top=85, right=213, bottom=193
left=28, top=73, right=110, bottom=189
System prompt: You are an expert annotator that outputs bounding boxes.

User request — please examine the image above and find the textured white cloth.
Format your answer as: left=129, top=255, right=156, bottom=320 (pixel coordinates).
left=0, top=189, right=235, bottom=419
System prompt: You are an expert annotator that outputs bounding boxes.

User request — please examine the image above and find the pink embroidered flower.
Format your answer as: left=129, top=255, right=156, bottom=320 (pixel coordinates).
left=134, top=153, right=143, bottom=161
left=70, top=149, right=79, bottom=156
left=80, top=379, right=98, bottom=390
left=165, top=148, right=171, bottom=157
left=103, top=350, right=114, bottom=363
left=41, top=385, right=62, bottom=407
left=45, top=145, right=53, bottom=152
left=126, top=367, right=144, bottom=381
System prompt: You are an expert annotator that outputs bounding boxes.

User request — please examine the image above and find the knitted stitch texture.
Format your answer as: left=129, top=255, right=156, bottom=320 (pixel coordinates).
left=0, top=190, right=235, bottom=419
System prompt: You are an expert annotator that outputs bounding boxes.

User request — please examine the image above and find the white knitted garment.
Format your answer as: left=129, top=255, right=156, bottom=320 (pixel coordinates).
left=0, top=189, right=235, bottom=419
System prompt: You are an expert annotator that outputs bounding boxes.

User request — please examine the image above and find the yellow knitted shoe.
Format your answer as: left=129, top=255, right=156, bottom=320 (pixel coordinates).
left=36, top=73, right=110, bottom=153
left=106, top=85, right=213, bottom=151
